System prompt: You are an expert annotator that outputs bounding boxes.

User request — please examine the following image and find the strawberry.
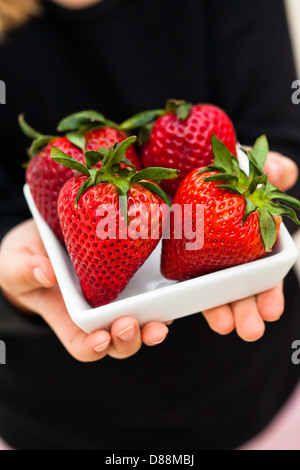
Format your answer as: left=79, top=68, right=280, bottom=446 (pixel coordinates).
left=85, top=127, right=141, bottom=170
left=57, top=109, right=141, bottom=170
left=19, top=114, right=85, bottom=241
left=161, top=135, right=300, bottom=281
left=120, top=99, right=237, bottom=195
left=20, top=111, right=141, bottom=241
left=51, top=136, right=179, bottom=307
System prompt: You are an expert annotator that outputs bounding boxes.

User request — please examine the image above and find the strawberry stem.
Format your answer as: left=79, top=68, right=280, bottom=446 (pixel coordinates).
left=18, top=114, right=57, bottom=159
left=165, top=99, right=193, bottom=121
left=18, top=114, right=41, bottom=140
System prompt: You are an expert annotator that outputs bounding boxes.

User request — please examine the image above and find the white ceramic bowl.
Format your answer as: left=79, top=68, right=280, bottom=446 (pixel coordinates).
left=23, top=149, right=298, bottom=333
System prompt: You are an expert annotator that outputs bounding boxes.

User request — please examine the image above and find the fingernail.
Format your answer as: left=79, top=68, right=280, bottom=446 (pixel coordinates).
left=94, top=340, right=110, bottom=352
left=148, top=338, right=166, bottom=346
left=117, top=324, right=136, bottom=342
left=33, top=267, right=51, bottom=286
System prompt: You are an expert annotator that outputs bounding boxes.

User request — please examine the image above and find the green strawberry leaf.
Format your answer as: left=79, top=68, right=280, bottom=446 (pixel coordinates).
left=231, top=154, right=240, bottom=173
left=241, top=197, right=258, bottom=224
left=165, top=98, right=192, bottom=117
left=66, top=132, right=86, bottom=151
left=120, top=156, right=136, bottom=169
left=203, top=173, right=238, bottom=184
left=139, top=181, right=171, bottom=206
left=75, top=176, right=95, bottom=208
left=131, top=167, right=180, bottom=184
left=18, top=114, right=57, bottom=158
left=265, top=202, right=300, bottom=225
left=94, top=172, right=109, bottom=186
left=118, top=195, right=129, bottom=226
left=29, top=135, right=56, bottom=157
left=101, top=146, right=113, bottom=168
left=269, top=190, right=300, bottom=211
left=91, top=147, right=110, bottom=159
left=237, top=167, right=250, bottom=189
left=214, top=183, right=243, bottom=195
left=197, top=165, right=227, bottom=175
left=51, top=147, right=90, bottom=176
left=246, top=150, right=265, bottom=177
left=116, top=181, right=130, bottom=225
left=176, top=102, right=193, bottom=121
left=119, top=110, right=164, bottom=131
left=111, top=136, right=137, bottom=166
left=248, top=174, right=269, bottom=195
left=57, top=110, right=116, bottom=132
left=137, top=122, right=155, bottom=146
left=251, top=135, right=269, bottom=171
left=84, top=150, right=105, bottom=168
left=258, top=209, right=278, bottom=252
left=211, top=135, right=234, bottom=174
left=265, top=179, right=279, bottom=193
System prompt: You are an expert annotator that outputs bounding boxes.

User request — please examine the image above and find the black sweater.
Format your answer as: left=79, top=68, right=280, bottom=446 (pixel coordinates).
left=0, top=0, right=299, bottom=450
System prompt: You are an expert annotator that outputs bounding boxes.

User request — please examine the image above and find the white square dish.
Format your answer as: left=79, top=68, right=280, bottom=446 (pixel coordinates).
left=23, top=148, right=298, bottom=334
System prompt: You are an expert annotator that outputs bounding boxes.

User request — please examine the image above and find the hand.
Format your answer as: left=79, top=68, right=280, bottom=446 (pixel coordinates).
left=202, top=150, right=299, bottom=342
left=0, top=220, right=169, bottom=362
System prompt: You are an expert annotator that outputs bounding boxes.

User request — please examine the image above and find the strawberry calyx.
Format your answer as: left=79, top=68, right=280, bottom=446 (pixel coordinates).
left=57, top=110, right=118, bottom=133
left=19, top=110, right=120, bottom=160
left=18, top=114, right=58, bottom=160
left=56, top=110, right=120, bottom=152
left=198, top=134, right=300, bottom=251
left=51, top=136, right=180, bottom=220
left=119, top=99, right=193, bottom=145
left=164, top=99, right=193, bottom=121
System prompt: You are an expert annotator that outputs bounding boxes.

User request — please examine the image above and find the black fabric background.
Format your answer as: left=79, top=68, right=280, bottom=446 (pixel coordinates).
left=0, top=0, right=299, bottom=450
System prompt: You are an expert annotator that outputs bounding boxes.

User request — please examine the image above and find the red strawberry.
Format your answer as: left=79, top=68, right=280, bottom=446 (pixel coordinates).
left=51, top=137, right=179, bottom=307
left=120, top=99, right=237, bottom=195
left=161, top=135, right=300, bottom=281
left=85, top=127, right=141, bottom=170
left=57, top=109, right=142, bottom=171
left=19, top=115, right=86, bottom=241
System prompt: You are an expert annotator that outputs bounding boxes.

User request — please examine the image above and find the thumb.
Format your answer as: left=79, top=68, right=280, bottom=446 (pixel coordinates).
left=29, top=256, right=57, bottom=291
left=264, top=152, right=299, bottom=192
left=1, top=253, right=57, bottom=296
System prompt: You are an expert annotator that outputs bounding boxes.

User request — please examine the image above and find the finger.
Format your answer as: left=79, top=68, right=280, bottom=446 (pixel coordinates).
left=256, top=282, right=285, bottom=322
left=231, top=296, right=265, bottom=342
left=0, top=219, right=57, bottom=295
left=33, top=286, right=112, bottom=362
left=202, top=304, right=236, bottom=336
left=0, top=253, right=57, bottom=296
left=141, top=321, right=169, bottom=346
left=3, top=219, right=49, bottom=257
left=264, top=152, right=299, bottom=192
left=109, top=316, right=142, bottom=359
